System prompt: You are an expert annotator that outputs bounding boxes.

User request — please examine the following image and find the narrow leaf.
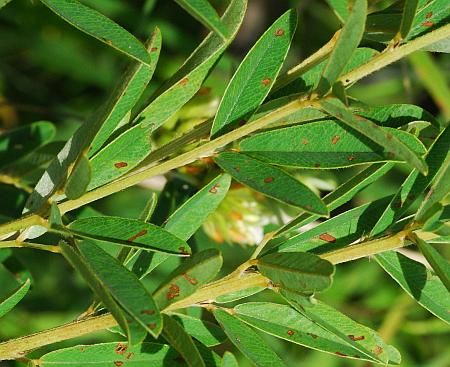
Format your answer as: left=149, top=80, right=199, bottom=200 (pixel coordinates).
left=134, top=0, right=247, bottom=132
left=210, top=9, right=297, bottom=136
left=407, top=0, right=450, bottom=40
left=0, top=0, right=13, bottom=10
left=68, top=216, right=190, bottom=255
left=39, top=0, right=152, bottom=65
left=215, top=152, right=329, bottom=216
left=59, top=240, right=147, bottom=345
left=64, top=154, right=91, bottom=199
left=175, top=0, right=229, bottom=39
left=257, top=252, right=334, bottom=293
left=0, top=279, right=30, bottom=319
left=316, top=0, right=367, bottom=95
left=170, top=312, right=227, bottom=347
left=319, top=98, right=428, bottom=174
left=77, top=240, right=162, bottom=337
left=39, top=342, right=180, bottom=367
left=161, top=314, right=206, bottom=367
left=215, top=286, right=265, bottom=304
left=411, top=234, right=450, bottom=292
left=153, top=249, right=222, bottom=310
left=221, top=351, right=239, bottom=367
left=399, top=0, right=420, bottom=39
left=376, top=251, right=450, bottom=325
left=240, top=120, right=425, bottom=168
left=213, top=308, right=287, bottom=367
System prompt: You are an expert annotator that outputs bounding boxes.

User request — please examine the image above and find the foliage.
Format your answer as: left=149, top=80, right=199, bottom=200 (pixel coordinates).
left=0, top=0, right=449, bottom=366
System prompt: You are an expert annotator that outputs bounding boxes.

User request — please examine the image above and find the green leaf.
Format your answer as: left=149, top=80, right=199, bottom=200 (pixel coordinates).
left=59, top=240, right=147, bottom=345
left=215, top=152, right=329, bottom=216
left=39, top=342, right=180, bottom=367
left=407, top=0, right=450, bottom=40
left=213, top=308, right=287, bottom=367
left=276, top=163, right=394, bottom=236
left=170, top=312, right=227, bottom=347
left=39, top=0, right=152, bottom=65
left=175, top=0, right=229, bottom=39
left=77, top=240, right=162, bottom=337
left=221, top=351, right=239, bottom=367
left=210, top=9, right=297, bottom=137
left=326, top=0, right=350, bottom=23
left=88, top=124, right=153, bottom=190
left=411, top=234, right=450, bottom=292
left=375, top=251, right=450, bottom=325
left=153, top=249, right=222, bottom=310
left=283, top=293, right=401, bottom=364
left=316, top=0, right=367, bottom=95
left=25, top=32, right=160, bottom=213
left=215, top=286, right=265, bottom=304
left=133, top=0, right=247, bottom=133
left=399, top=0, right=420, bottom=39
left=64, top=154, right=91, bottom=199
left=371, top=126, right=450, bottom=236
left=240, top=120, right=425, bottom=169
left=0, top=279, right=30, bottom=319
left=68, top=216, right=190, bottom=255
left=319, top=98, right=428, bottom=174
left=0, top=121, right=55, bottom=170
left=127, top=174, right=230, bottom=279
left=161, top=314, right=206, bottom=367
left=88, top=28, right=162, bottom=156
left=257, top=252, right=334, bottom=293
left=0, top=0, right=13, bottom=10
left=234, top=302, right=383, bottom=363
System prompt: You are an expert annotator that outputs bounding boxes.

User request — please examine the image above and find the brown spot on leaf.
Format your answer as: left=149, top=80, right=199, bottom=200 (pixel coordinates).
left=347, top=155, right=356, bottom=161
left=422, top=21, right=433, bottom=27
left=426, top=12, right=433, bottom=19
left=141, top=309, right=155, bottom=315
left=209, top=183, right=221, bottom=194
left=127, top=229, right=148, bottom=242
left=331, top=135, right=340, bottom=144
left=319, top=233, right=336, bottom=243
left=197, top=87, right=211, bottom=95
left=114, top=362, right=124, bottom=367
left=238, top=120, right=247, bottom=126
left=275, top=28, right=285, bottom=36
left=147, top=323, right=157, bottom=329
left=114, top=162, right=128, bottom=168
left=287, top=330, right=295, bottom=336
left=183, top=273, right=198, bottom=285
left=348, top=335, right=365, bottom=341
left=150, top=47, right=158, bottom=52
left=387, top=152, right=396, bottom=159
left=126, top=352, right=134, bottom=360
left=115, top=343, right=128, bottom=355
left=262, top=78, right=271, bottom=86
left=314, top=163, right=321, bottom=168
left=335, top=352, right=348, bottom=357
left=264, top=177, right=274, bottom=183
left=373, top=346, right=383, bottom=355
left=307, top=333, right=318, bottom=339
left=179, top=246, right=190, bottom=255
left=386, top=133, right=393, bottom=140
left=167, top=284, right=180, bottom=300
left=185, top=165, right=203, bottom=175
left=302, top=139, right=309, bottom=145
left=79, top=347, right=86, bottom=352
left=179, top=77, right=189, bottom=86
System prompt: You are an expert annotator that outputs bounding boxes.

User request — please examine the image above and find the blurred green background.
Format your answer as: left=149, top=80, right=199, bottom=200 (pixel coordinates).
left=0, top=1, right=449, bottom=366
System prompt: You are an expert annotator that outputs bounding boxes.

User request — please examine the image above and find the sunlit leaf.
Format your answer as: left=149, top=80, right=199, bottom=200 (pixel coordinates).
left=64, top=154, right=91, bottom=199
left=0, top=279, right=30, bottom=319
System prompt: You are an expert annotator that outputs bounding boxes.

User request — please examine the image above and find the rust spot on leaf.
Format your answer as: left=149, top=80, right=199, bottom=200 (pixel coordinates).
left=197, top=87, right=211, bottom=95
left=307, top=333, right=318, bottom=339
left=178, top=246, right=190, bottom=255
left=167, top=284, right=180, bottom=300
left=287, top=330, right=295, bottom=336
left=426, top=11, right=433, bottom=19
left=262, top=78, right=271, bottom=86
left=319, top=233, right=336, bottom=243
left=115, top=342, right=128, bottom=355
left=127, top=229, right=148, bottom=242
left=373, top=346, right=383, bottom=355
left=209, top=183, right=221, bottom=194
left=422, top=21, right=433, bottom=27
left=150, top=47, right=158, bottom=52
left=386, top=133, right=393, bottom=140
left=347, top=155, right=356, bottom=161
left=275, top=28, right=285, bottom=36
left=79, top=347, right=86, bottom=352
left=147, top=323, right=157, bottom=329
left=114, top=362, right=124, bottom=367
left=264, top=177, right=274, bottom=183
left=179, top=77, right=189, bottom=86
left=141, top=309, right=155, bottom=315
left=114, top=162, right=128, bottom=168
left=331, top=135, right=340, bottom=144
left=348, top=334, right=365, bottom=341
left=335, top=352, right=348, bottom=357
left=239, top=120, right=247, bottom=126
left=302, top=139, right=309, bottom=145
left=185, top=165, right=203, bottom=174
left=183, top=273, right=198, bottom=285
left=126, top=352, right=134, bottom=360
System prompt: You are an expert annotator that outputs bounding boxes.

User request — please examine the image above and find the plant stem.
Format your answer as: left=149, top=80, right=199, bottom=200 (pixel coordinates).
left=0, top=241, right=60, bottom=253
left=0, top=215, right=47, bottom=239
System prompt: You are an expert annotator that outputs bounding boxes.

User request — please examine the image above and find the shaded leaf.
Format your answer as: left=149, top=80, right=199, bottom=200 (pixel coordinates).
left=213, top=308, right=287, bottom=367
left=319, top=98, right=428, bottom=174
left=64, top=154, right=91, bottom=199
left=175, top=0, right=228, bottom=39
left=170, top=312, right=227, bottom=347
left=39, top=0, right=152, bottom=65
left=316, top=0, right=367, bottom=95
left=215, top=152, right=329, bottom=216
left=153, top=249, right=222, bottom=310
left=210, top=9, right=297, bottom=136
left=68, top=216, right=190, bottom=255
left=221, top=351, right=239, bottom=367
left=0, top=279, right=30, bottom=319
left=240, top=120, right=425, bottom=169
left=399, top=0, right=420, bottom=39
left=77, top=240, right=162, bottom=337
left=39, top=342, right=180, bottom=366
left=376, top=251, right=450, bottom=325
left=161, top=314, right=206, bottom=367
left=0, top=0, right=13, bottom=10
left=257, top=252, right=334, bottom=293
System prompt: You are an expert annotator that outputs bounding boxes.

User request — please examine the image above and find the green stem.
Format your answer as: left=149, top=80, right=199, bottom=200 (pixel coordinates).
left=0, top=241, right=60, bottom=253
left=0, top=215, right=47, bottom=239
